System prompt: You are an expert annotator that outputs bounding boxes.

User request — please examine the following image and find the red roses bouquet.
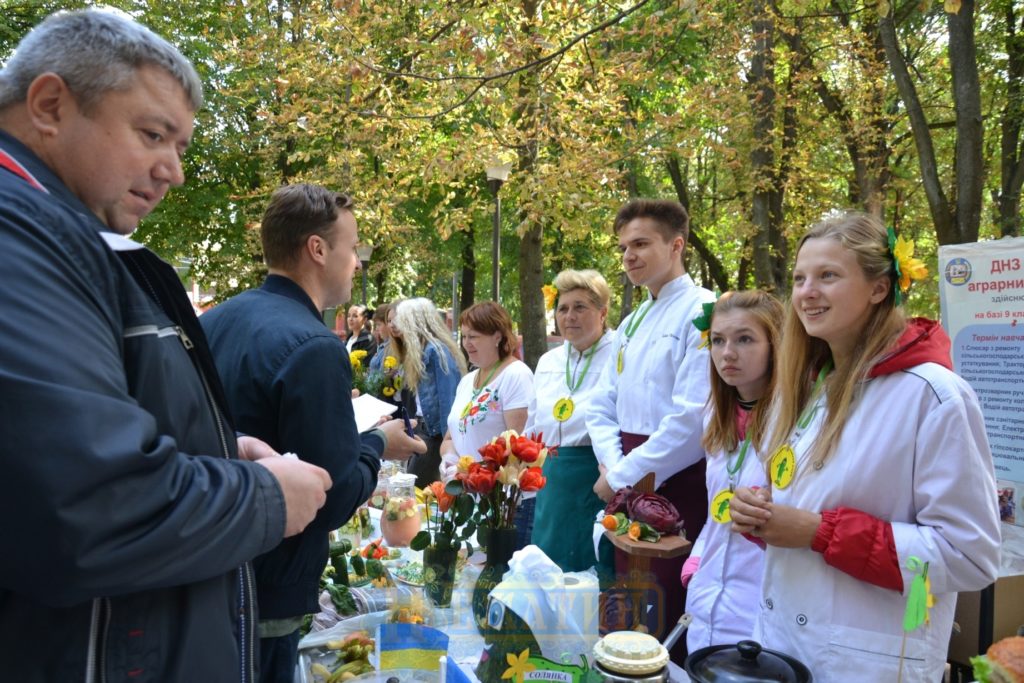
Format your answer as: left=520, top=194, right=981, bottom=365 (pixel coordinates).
left=456, top=430, right=553, bottom=530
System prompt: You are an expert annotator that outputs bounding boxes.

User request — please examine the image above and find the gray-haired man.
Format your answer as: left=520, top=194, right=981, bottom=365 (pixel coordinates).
left=0, top=9, right=330, bottom=681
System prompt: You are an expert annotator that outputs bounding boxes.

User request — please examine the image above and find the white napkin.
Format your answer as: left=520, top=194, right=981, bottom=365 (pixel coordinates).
left=488, top=545, right=600, bottom=663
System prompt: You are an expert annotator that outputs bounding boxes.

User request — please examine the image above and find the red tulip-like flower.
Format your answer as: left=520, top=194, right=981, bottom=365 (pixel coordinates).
left=518, top=466, right=547, bottom=492
left=462, top=462, right=498, bottom=495
left=478, top=440, right=509, bottom=467
left=510, top=434, right=541, bottom=463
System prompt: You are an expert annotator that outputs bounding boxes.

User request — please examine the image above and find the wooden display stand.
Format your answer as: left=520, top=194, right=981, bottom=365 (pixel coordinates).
left=602, top=473, right=691, bottom=634
left=602, top=472, right=692, bottom=565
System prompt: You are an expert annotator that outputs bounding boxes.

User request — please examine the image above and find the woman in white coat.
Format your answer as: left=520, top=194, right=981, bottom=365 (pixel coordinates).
left=682, top=290, right=782, bottom=652
left=730, top=211, right=1000, bottom=683
left=526, top=269, right=616, bottom=573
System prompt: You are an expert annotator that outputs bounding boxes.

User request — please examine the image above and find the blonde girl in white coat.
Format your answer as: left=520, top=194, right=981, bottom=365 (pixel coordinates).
left=730, top=211, right=1000, bottom=683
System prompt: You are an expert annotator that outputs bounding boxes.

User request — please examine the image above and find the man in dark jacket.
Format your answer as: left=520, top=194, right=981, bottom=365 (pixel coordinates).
left=0, top=10, right=332, bottom=682
left=202, top=184, right=426, bottom=682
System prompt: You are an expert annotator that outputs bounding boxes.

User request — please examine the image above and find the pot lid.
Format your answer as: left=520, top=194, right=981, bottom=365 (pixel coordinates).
left=593, top=631, right=669, bottom=675
left=685, top=640, right=812, bottom=683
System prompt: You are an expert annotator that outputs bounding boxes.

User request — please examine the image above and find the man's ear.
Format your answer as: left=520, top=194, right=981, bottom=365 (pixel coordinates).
left=25, top=73, right=74, bottom=137
left=306, top=233, right=328, bottom=265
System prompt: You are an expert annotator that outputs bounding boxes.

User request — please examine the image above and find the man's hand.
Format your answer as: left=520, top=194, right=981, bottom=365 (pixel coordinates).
left=378, top=418, right=427, bottom=461
left=236, top=435, right=278, bottom=461
left=593, top=470, right=615, bottom=503
left=256, top=457, right=332, bottom=537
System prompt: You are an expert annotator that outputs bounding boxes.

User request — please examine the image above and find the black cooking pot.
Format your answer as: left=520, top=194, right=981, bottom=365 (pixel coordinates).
left=684, top=640, right=812, bottom=683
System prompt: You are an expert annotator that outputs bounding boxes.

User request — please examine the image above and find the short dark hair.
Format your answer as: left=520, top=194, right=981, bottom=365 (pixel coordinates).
left=613, top=199, right=689, bottom=244
left=260, top=184, right=353, bottom=269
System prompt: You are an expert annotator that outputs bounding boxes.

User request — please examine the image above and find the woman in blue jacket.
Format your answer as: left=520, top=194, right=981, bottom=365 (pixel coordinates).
left=391, top=298, right=467, bottom=487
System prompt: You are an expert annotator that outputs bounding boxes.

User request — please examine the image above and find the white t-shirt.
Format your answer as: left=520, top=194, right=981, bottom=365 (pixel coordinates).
left=446, top=360, right=534, bottom=457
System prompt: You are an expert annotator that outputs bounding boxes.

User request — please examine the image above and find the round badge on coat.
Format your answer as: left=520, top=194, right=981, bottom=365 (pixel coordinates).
left=552, top=397, right=574, bottom=422
left=710, top=489, right=734, bottom=524
left=770, top=444, right=796, bottom=489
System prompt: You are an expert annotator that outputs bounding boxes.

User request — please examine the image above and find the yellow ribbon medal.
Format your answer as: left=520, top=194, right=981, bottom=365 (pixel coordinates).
left=555, top=339, right=599, bottom=423
left=712, top=432, right=752, bottom=523
left=616, top=300, right=653, bottom=375
left=770, top=362, right=832, bottom=490
left=553, top=397, right=574, bottom=422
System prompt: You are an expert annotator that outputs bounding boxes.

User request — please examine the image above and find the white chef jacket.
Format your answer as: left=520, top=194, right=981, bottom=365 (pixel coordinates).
left=585, top=275, right=714, bottom=490
left=756, top=363, right=1000, bottom=683
left=685, top=419, right=768, bottom=652
left=524, top=331, right=615, bottom=448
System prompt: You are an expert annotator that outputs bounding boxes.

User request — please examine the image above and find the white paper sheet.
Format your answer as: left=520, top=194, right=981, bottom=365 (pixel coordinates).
left=352, top=393, right=399, bottom=434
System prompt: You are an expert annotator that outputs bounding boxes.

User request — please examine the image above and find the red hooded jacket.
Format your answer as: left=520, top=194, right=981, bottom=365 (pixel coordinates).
left=810, top=318, right=953, bottom=592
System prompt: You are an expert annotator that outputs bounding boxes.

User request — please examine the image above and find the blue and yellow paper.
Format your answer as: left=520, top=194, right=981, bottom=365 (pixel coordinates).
left=377, top=623, right=449, bottom=672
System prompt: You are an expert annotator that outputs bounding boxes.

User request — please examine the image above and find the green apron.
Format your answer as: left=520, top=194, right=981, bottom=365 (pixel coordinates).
left=531, top=445, right=606, bottom=572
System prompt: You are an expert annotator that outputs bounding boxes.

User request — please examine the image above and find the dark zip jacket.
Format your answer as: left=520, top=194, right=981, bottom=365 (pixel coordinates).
left=202, top=275, right=384, bottom=620
left=0, top=130, right=285, bottom=682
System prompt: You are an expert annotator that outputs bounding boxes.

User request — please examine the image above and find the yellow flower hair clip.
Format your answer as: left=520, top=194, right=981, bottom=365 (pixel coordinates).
left=541, top=284, right=558, bottom=311
left=887, top=227, right=928, bottom=306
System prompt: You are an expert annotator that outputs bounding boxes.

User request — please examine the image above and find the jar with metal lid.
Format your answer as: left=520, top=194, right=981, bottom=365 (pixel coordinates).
left=593, top=631, right=670, bottom=682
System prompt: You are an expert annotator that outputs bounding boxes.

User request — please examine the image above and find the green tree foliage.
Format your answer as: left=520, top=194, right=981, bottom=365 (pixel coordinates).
left=1, top=0, right=1014, bottom=329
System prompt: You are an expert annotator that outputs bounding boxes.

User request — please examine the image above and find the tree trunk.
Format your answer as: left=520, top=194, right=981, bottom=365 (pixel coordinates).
left=515, top=0, right=546, bottom=371
left=949, top=0, right=984, bottom=243
left=880, top=11, right=949, bottom=240
left=665, top=156, right=731, bottom=292
left=459, top=228, right=476, bottom=314
left=748, top=0, right=778, bottom=291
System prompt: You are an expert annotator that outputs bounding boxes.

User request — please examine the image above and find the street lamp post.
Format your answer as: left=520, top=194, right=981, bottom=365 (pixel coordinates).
left=356, top=244, right=374, bottom=305
left=485, top=160, right=512, bottom=303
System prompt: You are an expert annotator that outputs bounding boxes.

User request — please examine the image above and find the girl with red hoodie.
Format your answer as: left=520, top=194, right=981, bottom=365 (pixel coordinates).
left=730, top=211, right=1000, bottom=683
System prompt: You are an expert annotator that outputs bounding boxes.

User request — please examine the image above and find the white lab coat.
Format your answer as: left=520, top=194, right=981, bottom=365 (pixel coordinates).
left=586, top=275, right=714, bottom=490
left=756, top=363, right=1000, bottom=683
left=685, top=432, right=768, bottom=652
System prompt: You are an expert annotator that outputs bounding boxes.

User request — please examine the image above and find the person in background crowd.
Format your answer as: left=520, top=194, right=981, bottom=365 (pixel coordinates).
left=0, top=9, right=331, bottom=681
left=390, top=298, right=467, bottom=487
left=586, top=198, right=714, bottom=661
left=201, top=184, right=425, bottom=683
left=346, top=304, right=376, bottom=358
left=368, top=302, right=392, bottom=373
left=527, top=269, right=615, bottom=573
left=682, top=290, right=782, bottom=652
left=440, top=301, right=536, bottom=549
left=729, top=211, right=1000, bottom=683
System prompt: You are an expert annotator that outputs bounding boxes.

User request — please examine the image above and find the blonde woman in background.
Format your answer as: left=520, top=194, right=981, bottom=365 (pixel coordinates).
left=390, top=298, right=467, bottom=487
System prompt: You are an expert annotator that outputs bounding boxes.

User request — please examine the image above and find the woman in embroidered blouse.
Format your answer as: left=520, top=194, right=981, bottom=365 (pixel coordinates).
left=389, top=298, right=466, bottom=488
left=440, top=301, right=535, bottom=549
left=525, top=270, right=615, bottom=572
